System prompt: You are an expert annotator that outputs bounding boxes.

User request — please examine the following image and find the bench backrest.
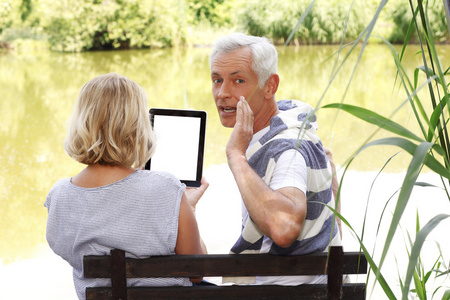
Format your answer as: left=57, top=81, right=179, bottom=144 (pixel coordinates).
left=83, top=246, right=367, bottom=300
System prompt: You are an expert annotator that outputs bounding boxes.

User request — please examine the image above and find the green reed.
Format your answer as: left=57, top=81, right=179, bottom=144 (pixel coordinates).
left=286, top=0, right=450, bottom=298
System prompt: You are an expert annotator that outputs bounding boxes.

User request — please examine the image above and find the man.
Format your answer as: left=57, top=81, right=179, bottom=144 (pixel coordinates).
left=209, top=33, right=342, bottom=285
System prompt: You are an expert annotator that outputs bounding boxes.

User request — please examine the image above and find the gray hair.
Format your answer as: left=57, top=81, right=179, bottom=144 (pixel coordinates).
left=209, top=33, right=278, bottom=88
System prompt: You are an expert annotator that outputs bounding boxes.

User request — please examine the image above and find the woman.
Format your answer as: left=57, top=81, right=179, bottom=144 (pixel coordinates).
left=45, top=73, right=207, bottom=299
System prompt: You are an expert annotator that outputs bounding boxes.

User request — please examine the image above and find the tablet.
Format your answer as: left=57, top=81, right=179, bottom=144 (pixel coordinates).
left=145, top=108, right=207, bottom=187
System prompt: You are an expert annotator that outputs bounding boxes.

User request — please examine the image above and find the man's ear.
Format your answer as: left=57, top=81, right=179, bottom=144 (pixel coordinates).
left=264, top=74, right=279, bottom=100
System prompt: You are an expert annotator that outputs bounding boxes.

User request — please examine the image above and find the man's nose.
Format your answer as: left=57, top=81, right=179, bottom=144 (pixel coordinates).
left=217, top=81, right=231, bottom=99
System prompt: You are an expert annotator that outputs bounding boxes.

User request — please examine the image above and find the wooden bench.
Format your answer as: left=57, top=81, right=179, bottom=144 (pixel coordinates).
left=83, top=246, right=367, bottom=300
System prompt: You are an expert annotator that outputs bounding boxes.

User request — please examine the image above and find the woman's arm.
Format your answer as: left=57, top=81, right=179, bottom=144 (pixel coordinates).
left=175, top=192, right=207, bottom=283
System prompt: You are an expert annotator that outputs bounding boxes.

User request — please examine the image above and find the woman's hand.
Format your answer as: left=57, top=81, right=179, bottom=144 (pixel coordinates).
left=184, top=177, right=209, bottom=211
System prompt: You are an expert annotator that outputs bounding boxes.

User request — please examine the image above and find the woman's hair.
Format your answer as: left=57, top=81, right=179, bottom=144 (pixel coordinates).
left=209, top=32, right=278, bottom=88
left=64, top=73, right=155, bottom=168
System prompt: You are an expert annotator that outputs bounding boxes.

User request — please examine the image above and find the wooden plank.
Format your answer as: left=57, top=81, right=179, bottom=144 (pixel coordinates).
left=342, top=284, right=366, bottom=300
left=84, top=255, right=111, bottom=278
left=84, top=251, right=367, bottom=279
left=126, top=253, right=329, bottom=278
left=110, top=249, right=127, bottom=300
left=343, top=252, right=367, bottom=275
left=86, top=289, right=112, bottom=300
left=86, top=284, right=366, bottom=300
left=89, top=285, right=328, bottom=300
left=328, top=246, right=344, bottom=300
left=84, top=247, right=367, bottom=300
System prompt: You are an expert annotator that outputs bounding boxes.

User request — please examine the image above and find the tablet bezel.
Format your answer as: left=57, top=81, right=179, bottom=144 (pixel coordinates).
left=145, top=108, right=207, bottom=188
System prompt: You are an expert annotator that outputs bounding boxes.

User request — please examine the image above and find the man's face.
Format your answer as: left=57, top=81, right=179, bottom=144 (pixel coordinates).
left=210, top=47, right=265, bottom=128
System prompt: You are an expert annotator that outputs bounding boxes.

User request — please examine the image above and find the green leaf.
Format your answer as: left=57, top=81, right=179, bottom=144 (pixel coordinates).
left=322, top=103, right=423, bottom=142
left=315, top=201, right=396, bottom=299
left=444, top=66, right=450, bottom=75
left=414, top=67, right=420, bottom=90
left=357, top=138, right=450, bottom=180
left=416, top=65, right=445, bottom=87
left=437, top=268, right=450, bottom=277
left=398, top=4, right=419, bottom=63
left=443, top=290, right=450, bottom=300
left=378, top=142, right=431, bottom=273
left=413, top=270, right=426, bottom=300
left=416, top=210, right=420, bottom=234
left=427, top=94, right=449, bottom=142
left=413, top=182, right=440, bottom=188
left=402, top=214, right=450, bottom=299
left=423, top=269, right=432, bottom=285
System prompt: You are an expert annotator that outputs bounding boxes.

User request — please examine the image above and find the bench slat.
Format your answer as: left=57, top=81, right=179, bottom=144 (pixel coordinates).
left=84, top=252, right=367, bottom=278
left=86, top=283, right=366, bottom=300
left=84, top=247, right=367, bottom=300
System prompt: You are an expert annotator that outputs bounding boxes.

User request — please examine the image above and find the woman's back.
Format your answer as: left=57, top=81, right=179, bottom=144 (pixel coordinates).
left=45, top=169, right=191, bottom=299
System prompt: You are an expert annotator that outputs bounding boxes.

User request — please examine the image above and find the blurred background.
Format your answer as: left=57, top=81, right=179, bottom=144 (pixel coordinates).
left=1, top=0, right=450, bottom=298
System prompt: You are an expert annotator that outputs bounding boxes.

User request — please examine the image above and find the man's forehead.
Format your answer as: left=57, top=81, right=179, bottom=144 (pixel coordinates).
left=210, top=48, right=253, bottom=74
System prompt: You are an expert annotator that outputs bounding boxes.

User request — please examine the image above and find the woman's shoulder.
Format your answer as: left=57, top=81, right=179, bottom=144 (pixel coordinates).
left=134, top=170, right=185, bottom=189
left=48, top=177, right=72, bottom=193
left=125, top=170, right=186, bottom=209
left=45, top=178, right=72, bottom=207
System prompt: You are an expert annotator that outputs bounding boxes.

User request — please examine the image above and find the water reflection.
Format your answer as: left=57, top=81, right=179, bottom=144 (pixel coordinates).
left=1, top=44, right=448, bottom=262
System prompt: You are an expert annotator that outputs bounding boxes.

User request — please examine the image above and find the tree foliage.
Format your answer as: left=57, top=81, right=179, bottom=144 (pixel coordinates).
left=236, top=0, right=370, bottom=45
left=387, top=0, right=448, bottom=43
left=0, top=1, right=18, bottom=35
left=19, top=0, right=32, bottom=21
left=0, top=0, right=448, bottom=52
left=46, top=0, right=185, bottom=52
left=187, top=0, right=235, bottom=26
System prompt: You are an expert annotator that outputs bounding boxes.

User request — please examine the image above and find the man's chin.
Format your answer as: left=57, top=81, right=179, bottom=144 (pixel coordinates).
left=220, top=119, right=236, bottom=128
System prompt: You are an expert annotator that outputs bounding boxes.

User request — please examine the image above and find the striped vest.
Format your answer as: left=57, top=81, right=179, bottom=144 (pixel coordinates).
left=230, top=100, right=339, bottom=257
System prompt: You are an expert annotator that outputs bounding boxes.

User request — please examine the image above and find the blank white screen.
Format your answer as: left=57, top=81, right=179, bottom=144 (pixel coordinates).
left=151, top=115, right=200, bottom=181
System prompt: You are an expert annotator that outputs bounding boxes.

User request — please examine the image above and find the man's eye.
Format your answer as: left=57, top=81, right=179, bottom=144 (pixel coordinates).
left=213, top=79, right=222, bottom=84
left=236, top=79, right=244, bottom=83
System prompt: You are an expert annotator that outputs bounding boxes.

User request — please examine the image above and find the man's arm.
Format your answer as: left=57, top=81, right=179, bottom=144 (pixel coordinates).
left=226, top=97, right=307, bottom=248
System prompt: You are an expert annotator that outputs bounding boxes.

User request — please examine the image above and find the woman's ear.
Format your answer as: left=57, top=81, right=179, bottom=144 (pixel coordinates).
left=264, top=74, right=279, bottom=100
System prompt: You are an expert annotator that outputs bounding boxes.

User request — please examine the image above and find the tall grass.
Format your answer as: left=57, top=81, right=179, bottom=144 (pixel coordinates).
left=387, top=0, right=449, bottom=44
left=236, top=0, right=369, bottom=45
left=284, top=0, right=450, bottom=298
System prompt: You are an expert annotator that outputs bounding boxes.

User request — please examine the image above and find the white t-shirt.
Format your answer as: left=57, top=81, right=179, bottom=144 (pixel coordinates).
left=245, top=127, right=329, bottom=285
left=249, top=126, right=307, bottom=193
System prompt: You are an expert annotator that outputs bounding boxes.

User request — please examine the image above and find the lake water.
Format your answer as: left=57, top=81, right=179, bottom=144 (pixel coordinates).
left=1, top=44, right=450, bottom=298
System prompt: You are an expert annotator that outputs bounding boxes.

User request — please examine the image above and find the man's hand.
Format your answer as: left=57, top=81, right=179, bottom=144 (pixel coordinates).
left=226, top=96, right=254, bottom=162
left=184, top=177, right=209, bottom=212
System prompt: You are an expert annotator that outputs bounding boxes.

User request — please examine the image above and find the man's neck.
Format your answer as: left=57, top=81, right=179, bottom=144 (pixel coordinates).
left=253, top=99, right=279, bottom=133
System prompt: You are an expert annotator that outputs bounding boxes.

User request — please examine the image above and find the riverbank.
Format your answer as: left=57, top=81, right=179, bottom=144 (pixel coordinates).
left=1, top=166, right=449, bottom=299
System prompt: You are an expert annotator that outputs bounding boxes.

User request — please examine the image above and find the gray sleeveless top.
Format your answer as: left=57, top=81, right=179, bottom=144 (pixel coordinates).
left=45, top=170, right=190, bottom=300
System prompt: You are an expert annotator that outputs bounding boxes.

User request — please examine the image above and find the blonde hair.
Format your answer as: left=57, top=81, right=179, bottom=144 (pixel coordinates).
left=64, top=73, right=155, bottom=168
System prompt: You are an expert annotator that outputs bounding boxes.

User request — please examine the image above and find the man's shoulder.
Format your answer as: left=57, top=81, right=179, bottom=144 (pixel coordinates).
left=277, top=99, right=313, bottom=112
